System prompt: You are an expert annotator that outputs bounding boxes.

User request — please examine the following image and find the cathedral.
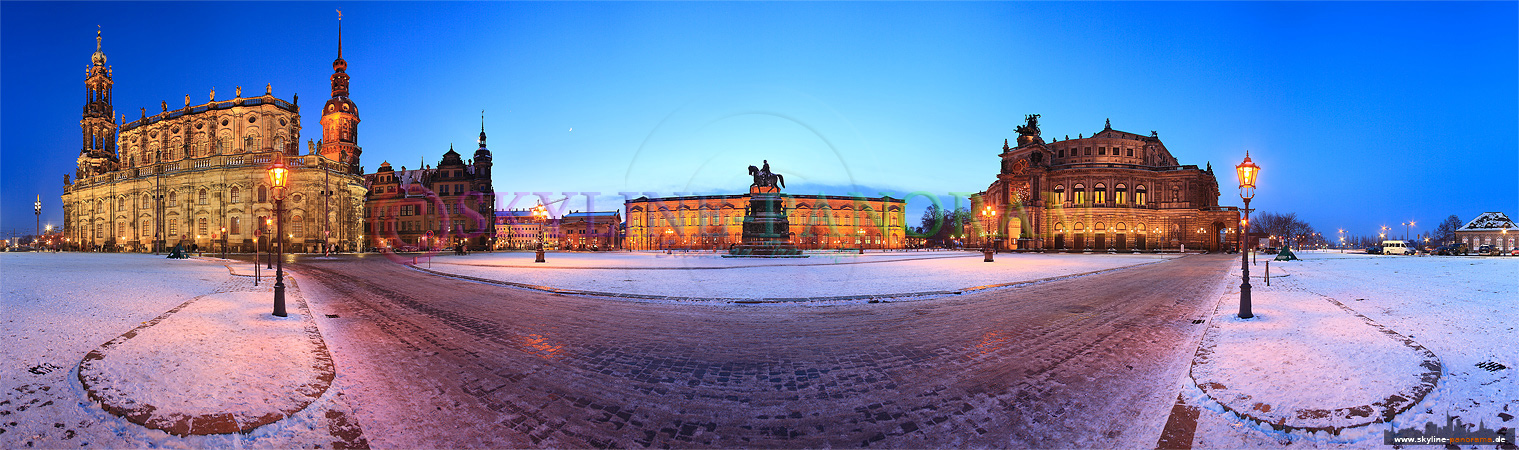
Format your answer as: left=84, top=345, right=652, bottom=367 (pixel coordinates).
left=971, top=115, right=1241, bottom=252
left=60, top=21, right=368, bottom=253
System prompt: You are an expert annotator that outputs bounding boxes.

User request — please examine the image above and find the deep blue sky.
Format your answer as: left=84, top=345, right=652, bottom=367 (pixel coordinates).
left=3, top=2, right=1515, bottom=240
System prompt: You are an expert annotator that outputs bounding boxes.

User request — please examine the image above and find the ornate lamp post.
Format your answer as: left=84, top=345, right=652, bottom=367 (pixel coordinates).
left=532, top=203, right=548, bottom=263
left=268, top=159, right=289, bottom=317
left=1235, top=151, right=1260, bottom=319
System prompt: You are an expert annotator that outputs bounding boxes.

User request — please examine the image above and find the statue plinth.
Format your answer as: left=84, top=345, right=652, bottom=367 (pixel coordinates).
left=726, top=191, right=805, bottom=258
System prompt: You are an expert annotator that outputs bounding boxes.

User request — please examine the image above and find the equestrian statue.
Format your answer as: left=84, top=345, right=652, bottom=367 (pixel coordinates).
left=748, top=159, right=785, bottom=190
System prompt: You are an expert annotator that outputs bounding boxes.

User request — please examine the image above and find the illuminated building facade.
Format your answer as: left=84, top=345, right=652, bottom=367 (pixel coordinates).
left=973, top=115, right=1241, bottom=251
left=60, top=27, right=367, bottom=253
left=624, top=194, right=907, bottom=251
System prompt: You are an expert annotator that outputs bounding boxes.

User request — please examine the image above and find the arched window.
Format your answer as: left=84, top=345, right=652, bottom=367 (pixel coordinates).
left=199, top=189, right=208, bottom=205
left=117, top=197, right=125, bottom=210
left=257, top=185, right=268, bottom=203
left=230, top=186, right=241, bottom=204
left=1095, top=184, right=1107, bottom=204
left=1095, top=222, right=1106, bottom=233
left=1054, top=185, right=1066, bottom=204
left=1074, top=184, right=1087, bottom=204
left=291, top=216, right=304, bottom=237
left=1115, top=184, right=1128, bottom=204
left=1074, top=222, right=1086, bottom=233
left=1136, top=185, right=1148, bottom=206
left=168, top=191, right=177, bottom=207
left=1116, top=222, right=1127, bottom=232
left=141, top=194, right=150, bottom=208
left=230, top=217, right=241, bottom=235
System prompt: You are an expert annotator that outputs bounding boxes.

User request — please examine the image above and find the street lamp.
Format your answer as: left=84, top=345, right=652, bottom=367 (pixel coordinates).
left=220, top=227, right=227, bottom=258
left=981, top=205, right=997, bottom=250
left=1235, top=151, right=1260, bottom=319
left=268, top=158, right=289, bottom=317
left=531, top=203, right=548, bottom=263
left=1402, top=221, right=1415, bottom=241
left=34, top=195, right=42, bottom=248
left=265, top=218, right=274, bottom=269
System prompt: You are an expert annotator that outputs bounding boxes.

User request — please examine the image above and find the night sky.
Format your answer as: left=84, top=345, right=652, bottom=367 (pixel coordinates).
left=3, top=2, right=1514, bottom=241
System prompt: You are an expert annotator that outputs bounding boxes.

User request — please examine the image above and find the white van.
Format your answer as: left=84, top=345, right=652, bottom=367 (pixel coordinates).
left=1381, top=240, right=1411, bottom=255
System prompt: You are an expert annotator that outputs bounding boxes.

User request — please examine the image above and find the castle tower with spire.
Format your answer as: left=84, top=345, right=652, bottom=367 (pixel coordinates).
left=77, top=28, right=119, bottom=179
left=320, top=11, right=362, bottom=172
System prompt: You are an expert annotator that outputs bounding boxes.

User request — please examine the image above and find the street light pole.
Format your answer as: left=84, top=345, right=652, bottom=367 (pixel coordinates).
left=1235, top=151, right=1260, bottom=319
left=268, top=159, right=289, bottom=317
left=35, top=195, right=42, bottom=248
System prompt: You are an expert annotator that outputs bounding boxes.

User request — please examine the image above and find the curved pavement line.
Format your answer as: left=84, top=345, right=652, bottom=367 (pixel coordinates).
left=406, top=255, right=1181, bottom=304
left=1188, top=294, right=1442, bottom=435
left=75, top=274, right=337, bottom=437
left=427, top=252, right=980, bottom=270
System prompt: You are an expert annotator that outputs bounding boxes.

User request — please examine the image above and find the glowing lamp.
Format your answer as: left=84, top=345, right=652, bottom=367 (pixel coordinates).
left=1235, top=152, right=1260, bottom=200
left=268, top=160, right=289, bottom=190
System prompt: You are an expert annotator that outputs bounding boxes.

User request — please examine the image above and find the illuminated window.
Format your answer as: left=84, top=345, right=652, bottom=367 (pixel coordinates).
left=142, top=219, right=150, bottom=236
left=1136, top=185, right=1147, bottom=205
left=1074, top=184, right=1086, bottom=204
left=1116, top=184, right=1128, bottom=204
left=169, top=218, right=178, bottom=235
left=1095, top=184, right=1107, bottom=203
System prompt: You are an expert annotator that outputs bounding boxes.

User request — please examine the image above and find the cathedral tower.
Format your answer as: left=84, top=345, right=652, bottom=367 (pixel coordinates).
left=321, top=12, right=361, bottom=172
left=77, top=29, right=119, bottom=178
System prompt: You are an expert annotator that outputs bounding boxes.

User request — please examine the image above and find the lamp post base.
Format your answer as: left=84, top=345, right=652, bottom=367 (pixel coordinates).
left=273, top=281, right=287, bottom=317
left=535, top=250, right=546, bottom=263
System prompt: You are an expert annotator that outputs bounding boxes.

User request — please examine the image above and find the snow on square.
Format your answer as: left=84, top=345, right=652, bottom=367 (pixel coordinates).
left=0, top=253, right=354, bottom=448
left=421, top=250, right=1183, bottom=299
left=1189, top=250, right=1517, bottom=446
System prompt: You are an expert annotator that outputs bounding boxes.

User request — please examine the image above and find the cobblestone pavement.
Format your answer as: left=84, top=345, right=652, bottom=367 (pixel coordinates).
left=293, top=253, right=1233, bottom=448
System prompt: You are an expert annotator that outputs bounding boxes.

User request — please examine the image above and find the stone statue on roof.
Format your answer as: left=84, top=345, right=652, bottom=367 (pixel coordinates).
left=1015, top=114, right=1041, bottom=137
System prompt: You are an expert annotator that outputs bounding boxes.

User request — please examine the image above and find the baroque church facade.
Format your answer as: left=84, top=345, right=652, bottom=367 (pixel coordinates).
left=60, top=23, right=368, bottom=253
left=971, top=115, right=1241, bottom=252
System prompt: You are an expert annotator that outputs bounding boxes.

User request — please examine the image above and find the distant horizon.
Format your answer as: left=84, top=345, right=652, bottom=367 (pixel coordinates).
left=3, top=2, right=1515, bottom=241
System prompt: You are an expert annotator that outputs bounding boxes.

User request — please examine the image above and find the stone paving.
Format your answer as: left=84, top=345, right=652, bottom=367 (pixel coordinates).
left=293, top=253, right=1235, bottom=448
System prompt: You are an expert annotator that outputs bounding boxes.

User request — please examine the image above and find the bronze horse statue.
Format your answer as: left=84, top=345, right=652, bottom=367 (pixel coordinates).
left=748, top=164, right=785, bottom=189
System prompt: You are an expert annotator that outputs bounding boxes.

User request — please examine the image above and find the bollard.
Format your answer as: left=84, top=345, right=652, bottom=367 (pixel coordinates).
left=983, top=248, right=994, bottom=262
left=1265, top=260, right=1270, bottom=286
left=535, top=249, right=546, bottom=263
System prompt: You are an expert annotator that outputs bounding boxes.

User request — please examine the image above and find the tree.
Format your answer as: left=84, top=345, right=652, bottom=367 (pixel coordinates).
left=1435, top=215, right=1462, bottom=244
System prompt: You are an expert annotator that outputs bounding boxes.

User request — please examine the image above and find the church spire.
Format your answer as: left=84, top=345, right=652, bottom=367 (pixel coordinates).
left=479, top=110, right=488, bottom=148
left=330, top=10, right=349, bottom=98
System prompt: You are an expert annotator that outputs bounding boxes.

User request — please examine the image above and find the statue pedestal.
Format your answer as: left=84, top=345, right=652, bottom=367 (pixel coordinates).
left=726, top=190, right=805, bottom=258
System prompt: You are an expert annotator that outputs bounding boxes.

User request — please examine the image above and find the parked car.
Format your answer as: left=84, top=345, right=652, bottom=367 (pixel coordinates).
left=1367, top=246, right=1382, bottom=255
left=1434, top=243, right=1469, bottom=255
left=1261, top=247, right=1280, bottom=255
left=1475, top=244, right=1498, bottom=256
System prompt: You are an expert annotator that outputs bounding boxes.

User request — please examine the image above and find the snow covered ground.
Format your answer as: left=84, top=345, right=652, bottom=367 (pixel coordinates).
left=422, top=250, right=1182, bottom=298
left=0, top=253, right=359, bottom=448
left=1187, top=250, right=1517, bottom=447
